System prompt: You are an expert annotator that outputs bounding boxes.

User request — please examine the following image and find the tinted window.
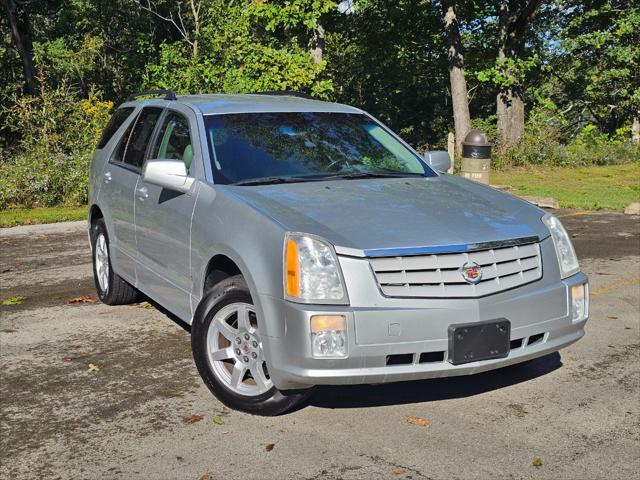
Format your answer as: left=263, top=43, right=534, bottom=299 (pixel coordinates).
left=123, top=107, right=163, bottom=168
left=204, top=112, right=433, bottom=185
left=152, top=112, right=193, bottom=169
left=97, top=107, right=135, bottom=149
left=112, top=119, right=135, bottom=164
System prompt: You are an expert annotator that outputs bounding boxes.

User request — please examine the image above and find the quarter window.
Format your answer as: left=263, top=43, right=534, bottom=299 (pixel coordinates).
left=97, top=107, right=135, bottom=149
left=152, top=112, right=193, bottom=170
left=112, top=119, right=135, bottom=164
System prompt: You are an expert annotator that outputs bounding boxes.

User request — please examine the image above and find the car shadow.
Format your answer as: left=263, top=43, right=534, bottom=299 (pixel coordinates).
left=306, top=352, right=562, bottom=409
left=145, top=296, right=192, bottom=333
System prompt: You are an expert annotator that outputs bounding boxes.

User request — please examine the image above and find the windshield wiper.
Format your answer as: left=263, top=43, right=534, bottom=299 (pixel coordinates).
left=232, top=176, right=317, bottom=186
left=320, top=172, right=425, bottom=180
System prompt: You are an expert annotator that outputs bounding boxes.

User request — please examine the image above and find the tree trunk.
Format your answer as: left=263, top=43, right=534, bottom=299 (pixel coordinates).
left=633, top=116, right=640, bottom=144
left=496, top=87, right=525, bottom=146
left=1, top=0, right=38, bottom=94
left=443, top=3, right=471, bottom=156
left=495, top=0, right=543, bottom=147
left=311, top=24, right=325, bottom=64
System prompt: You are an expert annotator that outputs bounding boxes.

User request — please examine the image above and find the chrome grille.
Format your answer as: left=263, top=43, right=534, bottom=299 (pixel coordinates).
left=369, top=242, right=542, bottom=298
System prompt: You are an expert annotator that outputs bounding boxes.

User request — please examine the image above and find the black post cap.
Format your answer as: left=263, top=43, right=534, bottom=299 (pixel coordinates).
left=462, top=130, right=492, bottom=159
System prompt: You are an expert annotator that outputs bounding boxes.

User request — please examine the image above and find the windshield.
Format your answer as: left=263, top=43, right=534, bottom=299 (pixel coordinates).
left=204, top=112, right=435, bottom=185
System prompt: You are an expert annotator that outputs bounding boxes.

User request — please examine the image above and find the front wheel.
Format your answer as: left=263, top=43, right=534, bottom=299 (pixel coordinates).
left=191, top=275, right=312, bottom=415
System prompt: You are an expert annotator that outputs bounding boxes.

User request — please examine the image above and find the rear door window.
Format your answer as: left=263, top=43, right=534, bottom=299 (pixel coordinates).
left=122, top=107, right=164, bottom=169
left=97, top=107, right=135, bottom=149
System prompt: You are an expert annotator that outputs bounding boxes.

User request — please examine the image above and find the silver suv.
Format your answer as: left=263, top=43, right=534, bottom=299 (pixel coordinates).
left=88, top=90, right=589, bottom=415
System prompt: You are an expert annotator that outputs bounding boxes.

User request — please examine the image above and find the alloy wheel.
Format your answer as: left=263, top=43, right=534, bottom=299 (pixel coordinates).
left=95, top=233, right=110, bottom=294
left=206, top=302, right=273, bottom=396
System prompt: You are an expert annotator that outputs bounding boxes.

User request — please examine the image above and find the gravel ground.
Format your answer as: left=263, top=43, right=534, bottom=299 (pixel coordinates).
left=1, top=211, right=638, bottom=480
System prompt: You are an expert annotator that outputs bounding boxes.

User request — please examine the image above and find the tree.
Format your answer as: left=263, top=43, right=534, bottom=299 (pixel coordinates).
left=443, top=1, right=471, bottom=155
left=143, top=1, right=335, bottom=95
left=546, top=0, right=640, bottom=142
left=495, top=0, right=545, bottom=146
left=325, top=0, right=450, bottom=147
left=1, top=0, right=37, bottom=94
left=134, top=0, right=203, bottom=58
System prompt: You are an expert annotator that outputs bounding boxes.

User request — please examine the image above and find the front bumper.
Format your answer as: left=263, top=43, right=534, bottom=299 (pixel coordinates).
left=259, top=239, right=588, bottom=390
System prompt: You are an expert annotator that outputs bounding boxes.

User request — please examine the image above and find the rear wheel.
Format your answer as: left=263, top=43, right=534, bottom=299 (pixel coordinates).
left=90, top=218, right=140, bottom=305
left=192, top=275, right=312, bottom=415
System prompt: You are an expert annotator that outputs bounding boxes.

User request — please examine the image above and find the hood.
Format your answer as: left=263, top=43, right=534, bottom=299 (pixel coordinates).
left=221, top=175, right=550, bottom=255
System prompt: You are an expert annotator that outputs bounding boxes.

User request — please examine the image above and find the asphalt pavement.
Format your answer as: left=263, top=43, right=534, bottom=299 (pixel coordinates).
left=1, top=211, right=638, bottom=480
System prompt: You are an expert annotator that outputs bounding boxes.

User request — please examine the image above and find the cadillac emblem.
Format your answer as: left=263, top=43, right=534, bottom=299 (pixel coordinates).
left=460, top=261, right=483, bottom=284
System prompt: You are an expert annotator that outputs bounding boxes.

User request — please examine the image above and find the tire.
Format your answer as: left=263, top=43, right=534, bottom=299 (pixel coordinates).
left=191, top=275, right=313, bottom=415
left=90, top=218, right=141, bottom=305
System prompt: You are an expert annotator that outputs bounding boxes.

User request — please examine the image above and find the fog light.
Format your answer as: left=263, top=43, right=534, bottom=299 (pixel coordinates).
left=310, top=315, right=347, bottom=357
left=571, top=284, right=588, bottom=323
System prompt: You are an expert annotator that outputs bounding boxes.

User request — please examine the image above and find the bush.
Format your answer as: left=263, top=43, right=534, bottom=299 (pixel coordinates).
left=0, top=84, right=111, bottom=209
left=491, top=103, right=640, bottom=170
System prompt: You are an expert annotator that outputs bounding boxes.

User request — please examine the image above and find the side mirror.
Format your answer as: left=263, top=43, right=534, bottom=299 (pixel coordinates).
left=425, top=150, right=451, bottom=173
left=143, top=159, right=194, bottom=194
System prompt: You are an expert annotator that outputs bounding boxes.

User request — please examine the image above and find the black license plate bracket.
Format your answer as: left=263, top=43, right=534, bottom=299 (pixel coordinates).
left=448, top=319, right=511, bottom=365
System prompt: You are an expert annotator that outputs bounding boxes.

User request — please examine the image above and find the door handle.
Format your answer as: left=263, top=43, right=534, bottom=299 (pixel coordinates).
left=103, top=171, right=112, bottom=184
left=136, top=186, right=149, bottom=201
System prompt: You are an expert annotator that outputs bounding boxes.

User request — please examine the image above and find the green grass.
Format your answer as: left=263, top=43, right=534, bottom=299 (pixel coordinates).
left=491, top=164, right=640, bottom=211
left=0, top=205, right=87, bottom=228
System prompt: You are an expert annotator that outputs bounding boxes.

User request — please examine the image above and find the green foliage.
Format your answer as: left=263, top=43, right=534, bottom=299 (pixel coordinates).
left=474, top=55, right=540, bottom=89
left=0, top=83, right=112, bottom=209
left=1, top=0, right=638, bottom=210
left=538, top=0, right=640, bottom=135
left=492, top=101, right=640, bottom=170
left=324, top=0, right=450, bottom=147
left=144, top=0, right=334, bottom=96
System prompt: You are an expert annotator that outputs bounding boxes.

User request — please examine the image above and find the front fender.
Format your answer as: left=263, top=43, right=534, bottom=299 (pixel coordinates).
left=191, top=184, right=288, bottom=337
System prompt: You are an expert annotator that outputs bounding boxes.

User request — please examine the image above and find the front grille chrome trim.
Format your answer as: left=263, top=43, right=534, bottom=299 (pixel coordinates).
left=363, top=235, right=541, bottom=258
left=369, top=241, right=543, bottom=298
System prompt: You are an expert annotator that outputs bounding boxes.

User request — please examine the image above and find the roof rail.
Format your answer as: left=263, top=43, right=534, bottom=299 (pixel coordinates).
left=253, top=90, right=316, bottom=100
left=126, top=89, right=177, bottom=102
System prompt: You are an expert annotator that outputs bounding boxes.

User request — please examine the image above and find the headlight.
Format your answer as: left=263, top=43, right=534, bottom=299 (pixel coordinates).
left=284, top=233, right=348, bottom=304
left=542, top=213, right=580, bottom=278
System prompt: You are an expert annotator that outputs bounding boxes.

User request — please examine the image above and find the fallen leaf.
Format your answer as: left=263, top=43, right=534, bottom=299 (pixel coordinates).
left=87, top=363, right=101, bottom=373
left=1, top=295, right=25, bottom=306
left=532, top=457, right=542, bottom=468
left=139, top=303, right=155, bottom=310
left=406, top=416, right=429, bottom=427
left=186, top=415, right=204, bottom=424
left=199, top=474, right=213, bottom=480
left=607, top=316, right=618, bottom=320
left=392, top=468, right=408, bottom=475
left=212, top=416, right=224, bottom=425
left=509, top=402, right=528, bottom=417
left=66, top=295, right=98, bottom=304
left=265, top=443, right=275, bottom=452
